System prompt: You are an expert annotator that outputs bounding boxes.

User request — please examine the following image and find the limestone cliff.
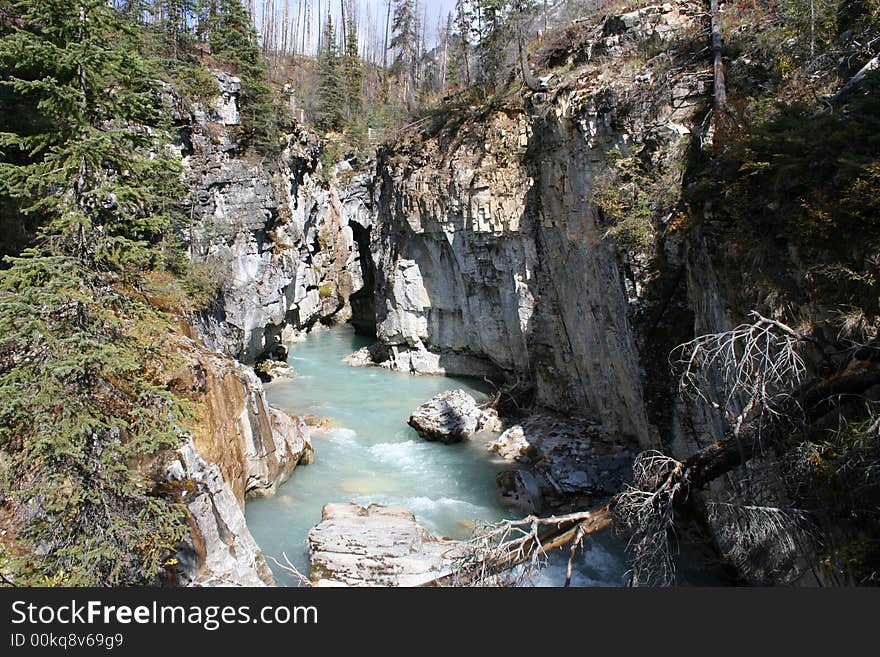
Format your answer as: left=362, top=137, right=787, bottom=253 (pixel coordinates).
left=179, top=72, right=365, bottom=364
left=335, top=3, right=824, bottom=584
left=349, top=3, right=703, bottom=450
left=155, top=5, right=833, bottom=586
left=159, top=327, right=313, bottom=586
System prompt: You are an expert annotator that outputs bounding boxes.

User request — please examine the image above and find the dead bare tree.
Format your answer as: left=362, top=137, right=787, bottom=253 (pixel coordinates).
left=427, top=314, right=874, bottom=587
left=706, top=501, right=817, bottom=576
left=673, top=311, right=810, bottom=439
left=614, top=451, right=684, bottom=586
left=267, top=552, right=314, bottom=586
left=423, top=509, right=613, bottom=587
left=832, top=54, right=880, bottom=104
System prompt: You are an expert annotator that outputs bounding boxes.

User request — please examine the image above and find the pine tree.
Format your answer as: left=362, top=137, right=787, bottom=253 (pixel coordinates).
left=315, top=15, right=345, bottom=132
left=209, top=0, right=282, bottom=154
left=343, top=3, right=363, bottom=120
left=0, top=0, right=190, bottom=585
left=0, top=0, right=184, bottom=265
left=389, top=0, right=418, bottom=107
left=452, top=0, right=474, bottom=88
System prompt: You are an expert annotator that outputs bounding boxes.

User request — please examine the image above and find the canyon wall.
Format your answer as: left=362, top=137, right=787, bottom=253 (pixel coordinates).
left=157, top=327, right=313, bottom=586
left=179, top=72, right=365, bottom=363
left=340, top=4, right=821, bottom=584
left=357, top=4, right=702, bottom=450
left=163, top=5, right=823, bottom=585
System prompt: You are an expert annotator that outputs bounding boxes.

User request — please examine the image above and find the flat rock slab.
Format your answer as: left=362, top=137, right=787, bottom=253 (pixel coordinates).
left=408, top=389, right=501, bottom=443
left=489, top=414, right=636, bottom=512
left=308, top=503, right=462, bottom=586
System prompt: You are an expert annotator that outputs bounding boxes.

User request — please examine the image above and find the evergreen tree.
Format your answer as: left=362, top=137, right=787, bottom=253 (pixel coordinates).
left=0, top=0, right=184, bottom=265
left=452, top=0, right=474, bottom=88
left=389, top=0, right=418, bottom=107
left=315, top=15, right=345, bottom=132
left=343, top=4, right=363, bottom=120
left=0, top=0, right=190, bottom=585
left=476, top=0, right=509, bottom=91
left=209, top=0, right=282, bottom=154
left=158, top=0, right=198, bottom=58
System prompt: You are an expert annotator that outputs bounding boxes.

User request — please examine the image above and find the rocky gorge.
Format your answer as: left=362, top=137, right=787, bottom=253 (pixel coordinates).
left=156, top=1, right=860, bottom=587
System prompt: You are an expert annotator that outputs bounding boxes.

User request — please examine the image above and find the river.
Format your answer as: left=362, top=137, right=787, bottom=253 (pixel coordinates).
left=245, top=325, right=629, bottom=586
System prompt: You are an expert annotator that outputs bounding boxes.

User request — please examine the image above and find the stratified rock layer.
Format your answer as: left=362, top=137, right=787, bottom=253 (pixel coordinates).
left=162, top=327, right=313, bottom=586
left=308, top=503, right=461, bottom=586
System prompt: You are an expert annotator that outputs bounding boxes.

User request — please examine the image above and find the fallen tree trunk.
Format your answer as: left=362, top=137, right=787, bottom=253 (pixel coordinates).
left=832, top=55, right=879, bottom=104
left=421, top=365, right=880, bottom=586
left=419, top=508, right=613, bottom=587
left=420, top=429, right=761, bottom=587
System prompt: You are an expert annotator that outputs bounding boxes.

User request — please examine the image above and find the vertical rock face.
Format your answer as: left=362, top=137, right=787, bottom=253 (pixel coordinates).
left=181, top=72, right=365, bottom=363
left=167, top=439, right=274, bottom=587
left=163, top=328, right=313, bottom=586
left=174, top=347, right=314, bottom=502
left=359, top=7, right=703, bottom=449
left=334, top=4, right=817, bottom=583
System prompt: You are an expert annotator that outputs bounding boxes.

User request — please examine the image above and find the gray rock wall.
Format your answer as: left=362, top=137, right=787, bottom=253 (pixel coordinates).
left=161, top=328, right=314, bottom=587
left=181, top=72, right=365, bottom=363
left=357, top=7, right=703, bottom=449
left=336, top=4, right=819, bottom=583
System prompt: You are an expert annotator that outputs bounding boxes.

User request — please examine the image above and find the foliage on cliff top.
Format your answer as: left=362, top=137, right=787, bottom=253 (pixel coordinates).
left=687, top=0, right=880, bottom=334
left=207, top=0, right=289, bottom=156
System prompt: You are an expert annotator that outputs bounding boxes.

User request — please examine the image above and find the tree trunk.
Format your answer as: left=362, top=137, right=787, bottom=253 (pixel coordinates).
left=710, top=0, right=726, bottom=114
left=382, top=0, right=391, bottom=71
left=832, top=55, right=880, bottom=104
left=517, top=26, right=540, bottom=91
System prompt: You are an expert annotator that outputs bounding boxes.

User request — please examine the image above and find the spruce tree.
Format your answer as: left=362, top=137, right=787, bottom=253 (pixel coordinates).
left=209, top=0, right=282, bottom=154
left=343, top=9, right=363, bottom=121
left=390, top=0, right=418, bottom=107
left=315, top=16, right=345, bottom=132
left=0, top=0, right=190, bottom=585
left=452, top=0, right=473, bottom=88
left=477, top=0, right=508, bottom=91
left=0, top=0, right=183, bottom=264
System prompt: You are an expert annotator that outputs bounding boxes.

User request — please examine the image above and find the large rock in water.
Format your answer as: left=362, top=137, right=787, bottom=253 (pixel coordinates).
left=489, top=414, right=636, bottom=513
left=408, top=389, right=501, bottom=443
left=308, top=503, right=461, bottom=586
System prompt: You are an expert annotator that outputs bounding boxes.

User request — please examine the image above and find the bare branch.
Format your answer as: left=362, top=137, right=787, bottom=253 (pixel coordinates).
left=422, top=508, right=613, bottom=587
left=267, top=552, right=314, bottom=587
left=671, top=312, right=809, bottom=438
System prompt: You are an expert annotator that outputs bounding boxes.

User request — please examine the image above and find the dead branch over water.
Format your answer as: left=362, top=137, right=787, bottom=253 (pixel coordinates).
left=422, top=315, right=879, bottom=587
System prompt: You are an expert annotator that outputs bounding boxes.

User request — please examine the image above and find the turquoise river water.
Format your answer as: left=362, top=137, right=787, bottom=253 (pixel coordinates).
left=245, top=325, right=629, bottom=586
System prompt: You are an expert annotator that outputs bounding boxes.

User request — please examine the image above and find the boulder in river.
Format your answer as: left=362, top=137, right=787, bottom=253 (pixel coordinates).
left=408, top=389, right=501, bottom=443
left=302, top=413, right=341, bottom=431
left=489, top=414, right=636, bottom=512
left=308, top=503, right=462, bottom=586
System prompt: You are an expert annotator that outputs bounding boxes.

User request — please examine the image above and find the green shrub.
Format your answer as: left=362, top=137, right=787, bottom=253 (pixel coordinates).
left=595, top=147, right=658, bottom=254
